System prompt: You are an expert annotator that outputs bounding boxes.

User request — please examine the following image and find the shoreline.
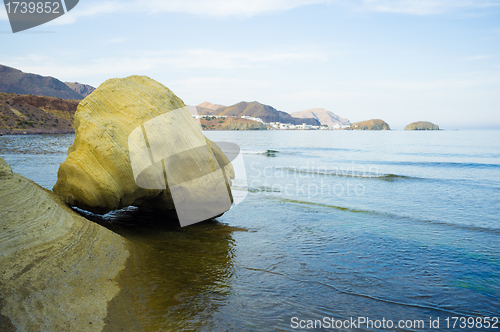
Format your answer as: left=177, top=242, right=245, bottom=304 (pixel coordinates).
left=0, top=129, right=75, bottom=135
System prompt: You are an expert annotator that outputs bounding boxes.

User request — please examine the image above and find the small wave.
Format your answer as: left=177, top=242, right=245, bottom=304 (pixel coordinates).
left=242, top=149, right=282, bottom=157
left=278, top=167, right=420, bottom=181
left=248, top=186, right=281, bottom=193
left=360, top=160, right=500, bottom=169
left=277, top=198, right=500, bottom=234
left=243, top=149, right=278, bottom=155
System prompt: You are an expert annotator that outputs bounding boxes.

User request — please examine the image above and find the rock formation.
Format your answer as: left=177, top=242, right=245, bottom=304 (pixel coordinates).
left=349, top=119, right=391, bottom=130
left=0, top=157, right=129, bottom=331
left=405, top=121, right=439, bottom=130
left=53, top=76, right=234, bottom=223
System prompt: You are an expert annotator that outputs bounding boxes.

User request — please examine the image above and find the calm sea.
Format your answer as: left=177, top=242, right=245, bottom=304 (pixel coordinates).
left=1, top=130, right=499, bottom=331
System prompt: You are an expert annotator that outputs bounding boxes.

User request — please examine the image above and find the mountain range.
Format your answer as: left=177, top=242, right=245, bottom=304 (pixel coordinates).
left=0, top=65, right=94, bottom=100
left=196, top=101, right=322, bottom=126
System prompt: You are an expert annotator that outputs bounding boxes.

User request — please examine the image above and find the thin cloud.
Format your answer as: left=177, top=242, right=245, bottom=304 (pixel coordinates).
left=366, top=75, right=500, bottom=90
left=140, top=0, right=331, bottom=17
left=45, top=0, right=332, bottom=25
left=46, top=1, right=124, bottom=25
left=173, top=77, right=268, bottom=103
left=5, top=47, right=330, bottom=80
left=107, top=37, right=127, bottom=44
left=462, top=55, right=495, bottom=61
left=18, top=0, right=500, bottom=27
left=0, top=7, right=8, bottom=20
left=361, top=0, right=500, bottom=15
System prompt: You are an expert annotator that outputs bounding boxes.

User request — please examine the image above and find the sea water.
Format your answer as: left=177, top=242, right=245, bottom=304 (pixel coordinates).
left=1, top=130, right=499, bottom=331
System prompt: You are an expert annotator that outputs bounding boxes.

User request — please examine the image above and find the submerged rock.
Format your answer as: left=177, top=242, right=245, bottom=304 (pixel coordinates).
left=53, top=76, right=234, bottom=222
left=405, top=121, right=439, bottom=130
left=0, top=157, right=129, bottom=331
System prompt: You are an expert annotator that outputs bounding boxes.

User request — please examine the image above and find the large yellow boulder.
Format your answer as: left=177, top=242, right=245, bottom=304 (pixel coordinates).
left=53, top=76, right=234, bottom=223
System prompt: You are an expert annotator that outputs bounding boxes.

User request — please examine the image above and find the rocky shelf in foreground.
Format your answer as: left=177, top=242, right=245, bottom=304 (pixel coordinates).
left=0, top=157, right=130, bottom=331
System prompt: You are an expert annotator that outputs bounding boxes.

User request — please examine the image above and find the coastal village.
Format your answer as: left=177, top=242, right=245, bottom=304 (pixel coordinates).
left=192, top=114, right=349, bottom=130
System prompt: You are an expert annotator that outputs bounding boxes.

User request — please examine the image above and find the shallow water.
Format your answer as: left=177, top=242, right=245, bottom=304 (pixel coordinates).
left=1, top=130, right=499, bottom=331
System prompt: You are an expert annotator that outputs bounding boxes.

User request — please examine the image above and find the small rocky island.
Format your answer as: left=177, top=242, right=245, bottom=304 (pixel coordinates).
left=405, top=121, right=439, bottom=130
left=348, top=119, right=391, bottom=130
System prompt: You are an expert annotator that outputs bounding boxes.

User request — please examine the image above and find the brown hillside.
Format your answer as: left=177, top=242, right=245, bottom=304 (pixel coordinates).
left=0, top=92, right=78, bottom=134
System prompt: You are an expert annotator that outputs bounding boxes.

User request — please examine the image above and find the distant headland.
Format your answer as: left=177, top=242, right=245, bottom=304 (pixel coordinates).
left=0, top=64, right=442, bottom=133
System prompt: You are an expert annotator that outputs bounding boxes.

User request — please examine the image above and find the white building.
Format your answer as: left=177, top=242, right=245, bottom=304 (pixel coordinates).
left=241, top=115, right=264, bottom=123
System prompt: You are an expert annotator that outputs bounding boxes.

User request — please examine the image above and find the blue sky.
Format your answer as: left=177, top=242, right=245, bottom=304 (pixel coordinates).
left=1, top=0, right=500, bottom=129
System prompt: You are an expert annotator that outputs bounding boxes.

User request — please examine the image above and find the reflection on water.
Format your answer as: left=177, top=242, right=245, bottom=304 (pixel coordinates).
left=77, top=207, right=245, bottom=331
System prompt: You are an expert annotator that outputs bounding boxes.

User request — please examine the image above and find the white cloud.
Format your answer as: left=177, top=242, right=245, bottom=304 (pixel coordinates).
left=139, top=0, right=331, bottom=17
left=4, top=47, right=329, bottom=81
left=365, top=73, right=500, bottom=90
left=172, top=77, right=268, bottom=104
left=286, top=90, right=368, bottom=101
left=47, top=1, right=122, bottom=25
left=45, top=0, right=332, bottom=25
left=107, top=37, right=127, bottom=43
left=23, top=0, right=500, bottom=27
left=462, top=55, right=495, bottom=61
left=0, top=6, right=8, bottom=20
left=361, top=0, right=500, bottom=15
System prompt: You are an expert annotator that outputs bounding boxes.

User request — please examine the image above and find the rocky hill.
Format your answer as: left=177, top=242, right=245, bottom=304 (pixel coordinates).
left=349, top=119, right=391, bottom=130
left=198, top=102, right=225, bottom=111
left=405, top=121, right=439, bottom=130
left=201, top=101, right=320, bottom=125
left=290, top=108, right=350, bottom=127
left=0, top=65, right=86, bottom=100
left=65, top=82, right=96, bottom=97
left=0, top=92, right=78, bottom=134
